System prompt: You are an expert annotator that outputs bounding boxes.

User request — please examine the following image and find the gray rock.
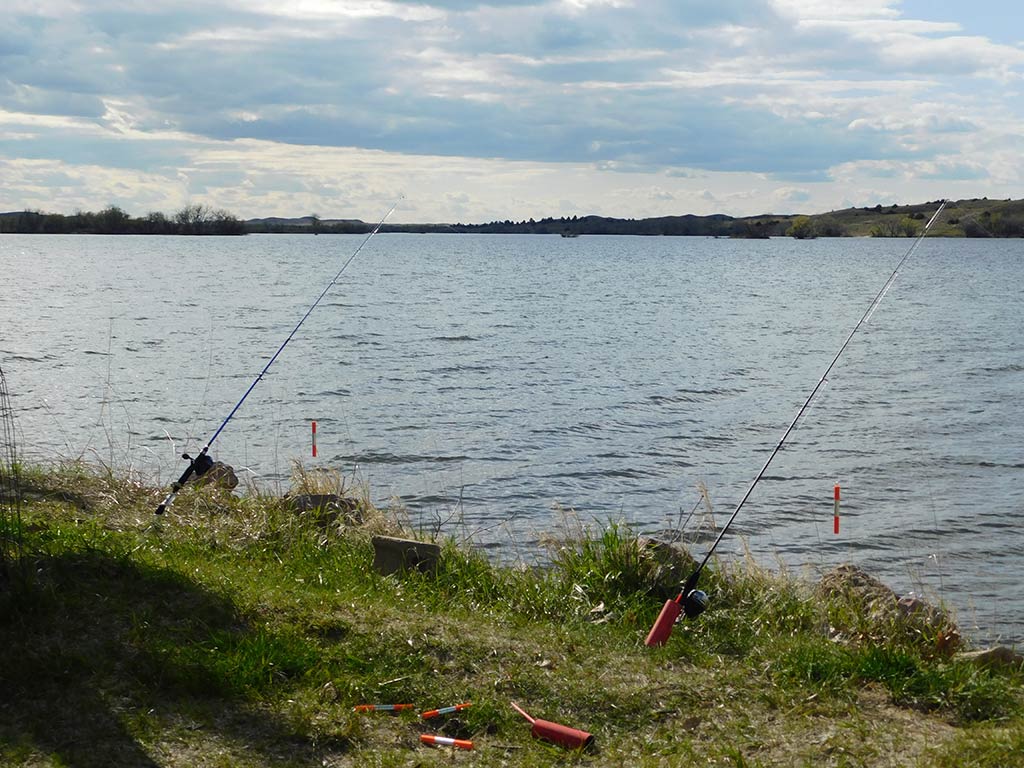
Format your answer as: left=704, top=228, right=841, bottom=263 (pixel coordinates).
left=371, top=535, right=441, bottom=576
left=956, top=646, right=1024, bottom=669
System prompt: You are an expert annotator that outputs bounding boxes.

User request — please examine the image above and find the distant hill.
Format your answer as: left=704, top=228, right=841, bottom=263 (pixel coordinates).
left=794, top=198, right=1024, bottom=238
left=246, top=197, right=1024, bottom=238
left=4, top=198, right=1023, bottom=237
left=244, top=216, right=365, bottom=233
left=246, top=212, right=798, bottom=238
left=422, top=212, right=792, bottom=238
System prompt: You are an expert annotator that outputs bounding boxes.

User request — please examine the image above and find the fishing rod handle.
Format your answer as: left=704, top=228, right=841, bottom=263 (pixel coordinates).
left=153, top=450, right=208, bottom=514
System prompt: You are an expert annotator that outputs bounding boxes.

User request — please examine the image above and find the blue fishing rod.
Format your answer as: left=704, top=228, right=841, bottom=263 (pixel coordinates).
left=155, top=199, right=401, bottom=514
left=646, top=200, right=949, bottom=645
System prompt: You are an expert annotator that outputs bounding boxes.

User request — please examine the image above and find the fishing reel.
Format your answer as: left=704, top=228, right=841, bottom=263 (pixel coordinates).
left=167, top=450, right=214, bottom=493
left=682, top=588, right=709, bottom=618
left=181, top=451, right=215, bottom=478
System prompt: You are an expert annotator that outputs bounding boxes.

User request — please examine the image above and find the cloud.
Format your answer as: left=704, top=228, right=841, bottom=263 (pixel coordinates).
left=0, top=0, right=1021, bottom=220
left=773, top=186, right=812, bottom=205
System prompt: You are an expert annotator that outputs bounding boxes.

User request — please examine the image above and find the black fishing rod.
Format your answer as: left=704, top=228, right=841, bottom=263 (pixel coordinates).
left=155, top=199, right=401, bottom=514
left=646, top=200, right=949, bottom=646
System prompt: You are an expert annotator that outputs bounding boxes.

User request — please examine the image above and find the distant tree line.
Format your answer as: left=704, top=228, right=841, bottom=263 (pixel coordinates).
left=244, top=213, right=801, bottom=237
left=448, top=214, right=789, bottom=237
left=0, top=204, right=246, bottom=235
left=786, top=215, right=849, bottom=239
left=383, top=214, right=797, bottom=238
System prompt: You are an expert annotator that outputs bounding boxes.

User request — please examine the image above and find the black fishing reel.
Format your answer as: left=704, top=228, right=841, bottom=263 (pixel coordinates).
left=182, top=451, right=215, bottom=477
left=169, top=450, right=214, bottom=493
left=682, top=588, right=709, bottom=618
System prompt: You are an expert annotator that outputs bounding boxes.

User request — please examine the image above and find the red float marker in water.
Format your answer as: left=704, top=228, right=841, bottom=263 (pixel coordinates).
left=312, top=420, right=318, bottom=458
left=834, top=483, right=841, bottom=534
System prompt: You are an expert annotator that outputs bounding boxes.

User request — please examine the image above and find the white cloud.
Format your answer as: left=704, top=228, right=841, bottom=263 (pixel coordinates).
left=0, top=0, right=1021, bottom=220
left=773, top=186, right=812, bottom=205
left=771, top=0, right=901, bottom=21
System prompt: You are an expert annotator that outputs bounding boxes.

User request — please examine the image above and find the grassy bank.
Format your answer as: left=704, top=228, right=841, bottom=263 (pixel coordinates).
left=2, top=462, right=1023, bottom=767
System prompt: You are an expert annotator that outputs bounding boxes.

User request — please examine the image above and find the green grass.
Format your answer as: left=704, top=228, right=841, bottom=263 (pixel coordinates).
left=1, top=461, right=1023, bottom=766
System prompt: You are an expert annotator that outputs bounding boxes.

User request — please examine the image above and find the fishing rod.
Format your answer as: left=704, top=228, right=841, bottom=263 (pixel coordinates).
left=155, top=199, right=402, bottom=515
left=646, top=200, right=949, bottom=646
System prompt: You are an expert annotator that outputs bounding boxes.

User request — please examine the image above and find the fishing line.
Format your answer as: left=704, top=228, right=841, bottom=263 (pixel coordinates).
left=182, top=313, right=216, bottom=456
left=155, top=198, right=402, bottom=514
left=647, top=200, right=948, bottom=644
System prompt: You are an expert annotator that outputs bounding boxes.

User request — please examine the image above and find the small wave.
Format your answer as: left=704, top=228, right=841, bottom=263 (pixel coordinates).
left=551, top=467, right=656, bottom=480
left=82, top=350, right=110, bottom=356
left=428, top=364, right=493, bottom=374
left=975, top=460, right=1024, bottom=469
left=337, top=450, right=469, bottom=465
left=563, top=423, right=617, bottom=437
left=6, top=353, right=54, bottom=362
left=399, top=493, right=469, bottom=506
left=433, top=335, right=477, bottom=342
left=383, top=423, right=429, bottom=433
left=664, top=433, right=736, bottom=445
left=966, top=363, right=1024, bottom=376
left=649, top=388, right=731, bottom=404
left=760, top=473, right=819, bottom=482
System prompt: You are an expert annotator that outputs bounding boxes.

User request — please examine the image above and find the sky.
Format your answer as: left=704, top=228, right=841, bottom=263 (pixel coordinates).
left=1, top=0, right=1021, bottom=223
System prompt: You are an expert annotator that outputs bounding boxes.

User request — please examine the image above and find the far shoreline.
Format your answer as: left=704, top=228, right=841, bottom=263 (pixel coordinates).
left=3, top=196, right=1022, bottom=238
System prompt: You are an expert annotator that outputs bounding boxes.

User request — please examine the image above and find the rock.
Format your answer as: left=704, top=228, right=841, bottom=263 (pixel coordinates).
left=819, top=564, right=897, bottom=604
left=639, top=537, right=697, bottom=590
left=189, top=461, right=238, bottom=490
left=898, top=594, right=957, bottom=632
left=286, top=493, right=363, bottom=528
left=818, top=564, right=961, bottom=654
left=287, top=493, right=354, bottom=513
left=956, top=646, right=1024, bottom=669
left=371, top=535, right=441, bottom=576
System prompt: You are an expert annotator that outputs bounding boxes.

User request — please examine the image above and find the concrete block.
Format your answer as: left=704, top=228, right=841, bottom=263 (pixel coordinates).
left=371, top=535, right=441, bottom=576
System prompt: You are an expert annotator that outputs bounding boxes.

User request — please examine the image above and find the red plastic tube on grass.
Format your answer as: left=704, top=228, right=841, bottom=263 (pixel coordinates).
left=645, top=596, right=682, bottom=647
left=511, top=701, right=594, bottom=750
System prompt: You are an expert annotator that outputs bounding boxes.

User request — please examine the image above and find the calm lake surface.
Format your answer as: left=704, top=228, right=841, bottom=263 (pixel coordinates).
left=2, top=233, right=1022, bottom=643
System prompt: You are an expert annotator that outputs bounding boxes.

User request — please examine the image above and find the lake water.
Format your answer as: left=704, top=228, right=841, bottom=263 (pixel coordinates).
left=2, top=233, right=1022, bottom=644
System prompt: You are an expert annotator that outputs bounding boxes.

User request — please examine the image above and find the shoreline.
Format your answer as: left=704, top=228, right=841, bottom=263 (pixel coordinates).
left=2, top=460, right=1022, bottom=766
